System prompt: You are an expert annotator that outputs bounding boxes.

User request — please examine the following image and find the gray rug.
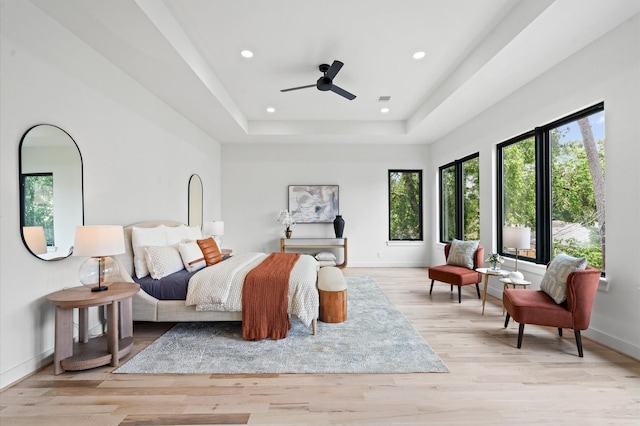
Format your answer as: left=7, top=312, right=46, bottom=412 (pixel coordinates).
left=115, top=276, right=448, bottom=374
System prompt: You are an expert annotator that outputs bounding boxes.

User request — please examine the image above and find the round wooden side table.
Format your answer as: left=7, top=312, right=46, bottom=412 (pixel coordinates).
left=47, top=282, right=139, bottom=375
left=476, top=267, right=510, bottom=315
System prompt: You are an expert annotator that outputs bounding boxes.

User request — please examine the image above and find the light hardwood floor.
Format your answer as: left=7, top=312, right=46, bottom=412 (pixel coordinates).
left=2, top=267, right=639, bottom=425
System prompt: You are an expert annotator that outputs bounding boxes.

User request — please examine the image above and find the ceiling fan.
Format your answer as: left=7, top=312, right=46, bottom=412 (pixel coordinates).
left=280, top=60, right=356, bottom=100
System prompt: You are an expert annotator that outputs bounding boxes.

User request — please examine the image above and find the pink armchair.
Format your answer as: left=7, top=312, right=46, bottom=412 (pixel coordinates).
left=428, top=243, right=484, bottom=303
left=503, top=266, right=600, bottom=357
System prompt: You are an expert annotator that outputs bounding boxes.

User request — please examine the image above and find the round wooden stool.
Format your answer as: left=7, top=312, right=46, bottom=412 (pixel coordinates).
left=317, top=266, right=347, bottom=323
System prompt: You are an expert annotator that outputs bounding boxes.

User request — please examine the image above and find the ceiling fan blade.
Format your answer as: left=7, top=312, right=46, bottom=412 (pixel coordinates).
left=325, top=60, right=344, bottom=80
left=280, top=84, right=316, bottom=93
left=330, top=84, right=356, bottom=100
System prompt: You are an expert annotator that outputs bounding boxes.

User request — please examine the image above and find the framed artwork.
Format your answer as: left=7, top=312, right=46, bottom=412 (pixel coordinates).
left=288, top=185, right=339, bottom=223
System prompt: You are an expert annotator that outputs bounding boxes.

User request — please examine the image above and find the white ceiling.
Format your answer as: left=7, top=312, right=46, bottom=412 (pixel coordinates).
left=29, top=0, right=640, bottom=144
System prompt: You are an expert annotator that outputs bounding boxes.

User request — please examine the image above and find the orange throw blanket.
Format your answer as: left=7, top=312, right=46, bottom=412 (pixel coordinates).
left=242, top=252, right=301, bottom=341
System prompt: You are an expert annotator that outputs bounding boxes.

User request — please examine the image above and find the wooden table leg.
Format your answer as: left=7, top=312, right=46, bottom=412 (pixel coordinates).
left=54, top=307, right=73, bottom=375
left=481, top=274, right=490, bottom=315
left=78, top=307, right=89, bottom=343
left=106, top=301, right=119, bottom=367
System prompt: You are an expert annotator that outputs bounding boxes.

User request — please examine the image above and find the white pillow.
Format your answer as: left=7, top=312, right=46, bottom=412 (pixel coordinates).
left=315, top=252, right=337, bottom=261
left=178, top=241, right=207, bottom=273
left=185, top=226, right=202, bottom=241
left=318, top=260, right=337, bottom=267
left=132, top=225, right=167, bottom=278
left=145, top=245, right=184, bottom=279
left=166, top=225, right=189, bottom=245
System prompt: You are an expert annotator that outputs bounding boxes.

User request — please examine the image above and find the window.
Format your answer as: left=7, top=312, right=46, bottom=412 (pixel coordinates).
left=389, top=170, right=423, bottom=240
left=21, top=173, right=54, bottom=246
left=439, top=154, right=480, bottom=242
left=498, top=103, right=605, bottom=271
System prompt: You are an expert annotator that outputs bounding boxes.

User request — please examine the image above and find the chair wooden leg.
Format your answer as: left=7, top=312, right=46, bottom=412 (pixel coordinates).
left=504, top=313, right=511, bottom=328
left=450, top=284, right=453, bottom=292
left=457, top=286, right=462, bottom=303
left=574, top=330, right=584, bottom=357
left=430, top=279, right=434, bottom=295
left=558, top=328, right=563, bottom=337
left=475, top=283, right=481, bottom=299
left=517, top=323, right=525, bottom=348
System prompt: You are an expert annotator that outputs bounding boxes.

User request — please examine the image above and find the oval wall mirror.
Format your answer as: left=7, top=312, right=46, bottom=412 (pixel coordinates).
left=188, top=174, right=203, bottom=228
left=19, top=124, right=84, bottom=260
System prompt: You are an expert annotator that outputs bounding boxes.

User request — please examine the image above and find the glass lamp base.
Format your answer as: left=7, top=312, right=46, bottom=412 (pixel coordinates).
left=78, top=256, right=120, bottom=291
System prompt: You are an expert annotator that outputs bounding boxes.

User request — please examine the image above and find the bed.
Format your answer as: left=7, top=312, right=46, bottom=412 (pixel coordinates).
left=114, top=221, right=319, bottom=334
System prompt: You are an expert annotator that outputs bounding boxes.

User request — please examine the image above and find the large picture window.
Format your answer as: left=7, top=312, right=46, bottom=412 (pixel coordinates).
left=389, top=170, right=423, bottom=241
left=498, top=103, right=605, bottom=271
left=439, top=153, right=480, bottom=242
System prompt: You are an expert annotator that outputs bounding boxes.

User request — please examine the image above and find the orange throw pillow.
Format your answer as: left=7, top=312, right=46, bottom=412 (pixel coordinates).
left=196, top=237, right=222, bottom=266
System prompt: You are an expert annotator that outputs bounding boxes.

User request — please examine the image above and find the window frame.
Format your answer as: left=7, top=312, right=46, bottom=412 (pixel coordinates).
left=497, top=102, right=605, bottom=270
left=388, top=169, right=424, bottom=241
left=438, top=152, right=480, bottom=242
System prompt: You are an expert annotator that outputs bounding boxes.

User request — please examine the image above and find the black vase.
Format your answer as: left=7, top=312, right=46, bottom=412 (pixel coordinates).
left=333, top=215, right=345, bottom=238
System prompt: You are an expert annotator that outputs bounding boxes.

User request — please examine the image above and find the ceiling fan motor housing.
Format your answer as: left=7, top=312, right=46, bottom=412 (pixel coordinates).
left=317, top=76, right=333, bottom=91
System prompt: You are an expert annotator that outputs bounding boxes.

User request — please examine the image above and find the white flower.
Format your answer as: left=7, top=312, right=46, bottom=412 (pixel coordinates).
left=277, top=209, right=296, bottom=230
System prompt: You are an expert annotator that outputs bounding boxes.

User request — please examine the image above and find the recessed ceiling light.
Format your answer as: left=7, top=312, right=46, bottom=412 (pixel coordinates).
left=412, top=51, right=425, bottom=60
left=266, top=107, right=276, bottom=113
left=241, top=50, right=253, bottom=58
left=381, top=107, right=390, bottom=114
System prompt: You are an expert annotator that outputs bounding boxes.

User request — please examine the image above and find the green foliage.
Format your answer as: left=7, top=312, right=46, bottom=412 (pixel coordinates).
left=463, top=157, right=480, bottom=240
left=23, top=174, right=54, bottom=245
left=502, top=122, right=605, bottom=269
left=502, top=136, right=536, bottom=229
left=440, top=157, right=480, bottom=241
left=441, top=166, right=456, bottom=241
left=390, top=171, right=422, bottom=240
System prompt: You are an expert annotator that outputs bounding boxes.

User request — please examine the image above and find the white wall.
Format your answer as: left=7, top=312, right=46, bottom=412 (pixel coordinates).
left=221, top=143, right=430, bottom=267
left=428, top=14, right=640, bottom=359
left=0, top=2, right=222, bottom=389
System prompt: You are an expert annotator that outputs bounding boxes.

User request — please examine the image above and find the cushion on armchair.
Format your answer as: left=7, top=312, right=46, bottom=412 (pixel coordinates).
left=540, top=253, right=587, bottom=304
left=446, top=239, right=479, bottom=269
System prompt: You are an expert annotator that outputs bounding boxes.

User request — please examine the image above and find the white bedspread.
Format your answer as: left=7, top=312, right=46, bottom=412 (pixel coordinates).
left=185, top=253, right=320, bottom=327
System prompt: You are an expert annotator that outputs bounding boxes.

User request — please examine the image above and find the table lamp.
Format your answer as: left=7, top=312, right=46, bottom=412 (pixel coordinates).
left=23, top=226, right=47, bottom=255
left=73, top=225, right=125, bottom=292
left=503, top=226, right=531, bottom=282
left=203, top=220, right=224, bottom=248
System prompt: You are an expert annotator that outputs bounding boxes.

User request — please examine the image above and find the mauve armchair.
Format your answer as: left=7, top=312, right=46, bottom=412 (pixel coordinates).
left=428, top=244, right=484, bottom=303
left=503, top=266, right=600, bottom=357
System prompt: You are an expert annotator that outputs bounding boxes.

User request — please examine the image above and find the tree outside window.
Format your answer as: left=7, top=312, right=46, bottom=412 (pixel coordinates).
left=389, top=170, right=423, bottom=241
left=498, top=103, right=605, bottom=271
left=22, top=173, right=54, bottom=245
left=439, top=154, right=480, bottom=242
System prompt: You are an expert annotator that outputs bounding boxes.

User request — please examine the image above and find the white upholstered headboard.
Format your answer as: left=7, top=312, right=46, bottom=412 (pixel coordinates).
left=114, top=220, right=184, bottom=279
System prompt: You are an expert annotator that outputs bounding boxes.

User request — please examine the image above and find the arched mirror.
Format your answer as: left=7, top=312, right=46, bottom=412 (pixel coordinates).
left=188, top=174, right=203, bottom=228
left=19, top=124, right=84, bottom=260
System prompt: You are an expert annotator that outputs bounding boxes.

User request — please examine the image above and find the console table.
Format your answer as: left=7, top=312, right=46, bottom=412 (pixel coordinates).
left=280, top=238, right=348, bottom=268
left=47, top=282, right=140, bottom=375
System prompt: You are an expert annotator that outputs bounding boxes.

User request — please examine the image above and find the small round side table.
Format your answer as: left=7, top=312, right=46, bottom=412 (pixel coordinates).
left=476, top=267, right=510, bottom=315
left=47, top=282, right=139, bottom=375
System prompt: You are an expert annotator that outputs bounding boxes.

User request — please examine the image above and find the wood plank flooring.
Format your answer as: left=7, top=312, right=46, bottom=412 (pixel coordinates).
left=2, top=268, right=639, bottom=425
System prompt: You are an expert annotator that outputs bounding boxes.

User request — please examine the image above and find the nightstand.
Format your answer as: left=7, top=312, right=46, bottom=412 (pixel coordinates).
left=47, top=282, right=139, bottom=374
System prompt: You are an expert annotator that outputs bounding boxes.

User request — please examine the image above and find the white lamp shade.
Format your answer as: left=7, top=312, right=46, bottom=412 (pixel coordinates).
left=203, top=221, right=224, bottom=236
left=23, top=226, right=47, bottom=254
left=503, top=226, right=531, bottom=250
left=73, top=225, right=125, bottom=257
